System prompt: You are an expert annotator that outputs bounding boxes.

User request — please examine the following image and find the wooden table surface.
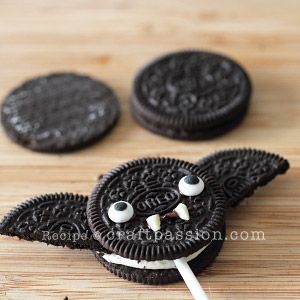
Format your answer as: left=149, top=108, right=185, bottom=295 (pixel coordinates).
left=0, top=1, right=299, bottom=299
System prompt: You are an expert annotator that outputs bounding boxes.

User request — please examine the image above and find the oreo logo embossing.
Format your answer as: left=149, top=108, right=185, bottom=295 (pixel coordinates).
left=132, top=187, right=181, bottom=217
left=222, top=175, right=250, bottom=200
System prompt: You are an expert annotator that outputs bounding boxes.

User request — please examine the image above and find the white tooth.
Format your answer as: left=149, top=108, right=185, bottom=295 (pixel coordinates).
left=174, top=203, right=190, bottom=221
left=146, top=214, right=161, bottom=231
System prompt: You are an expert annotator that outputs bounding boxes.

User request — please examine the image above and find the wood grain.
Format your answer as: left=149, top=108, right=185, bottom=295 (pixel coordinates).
left=0, top=0, right=299, bottom=299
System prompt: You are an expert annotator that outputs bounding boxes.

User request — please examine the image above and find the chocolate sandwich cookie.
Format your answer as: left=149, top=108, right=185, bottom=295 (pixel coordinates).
left=131, top=50, right=251, bottom=140
left=0, top=149, right=290, bottom=288
left=197, top=149, right=290, bottom=207
left=1, top=73, right=119, bottom=152
left=94, top=225, right=225, bottom=285
left=87, top=157, right=226, bottom=284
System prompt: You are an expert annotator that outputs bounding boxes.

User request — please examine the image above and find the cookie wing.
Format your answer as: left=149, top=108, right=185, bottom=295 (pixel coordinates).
left=197, top=149, right=289, bottom=207
left=0, top=193, right=100, bottom=250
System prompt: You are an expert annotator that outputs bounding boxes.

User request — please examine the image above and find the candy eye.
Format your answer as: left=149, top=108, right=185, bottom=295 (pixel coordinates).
left=108, top=201, right=134, bottom=223
left=178, top=175, right=204, bottom=196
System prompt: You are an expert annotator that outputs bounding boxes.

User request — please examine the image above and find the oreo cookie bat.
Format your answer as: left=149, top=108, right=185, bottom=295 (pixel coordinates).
left=0, top=149, right=289, bottom=285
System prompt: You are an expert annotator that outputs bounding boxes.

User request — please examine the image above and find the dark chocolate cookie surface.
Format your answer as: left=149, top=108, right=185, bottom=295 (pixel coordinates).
left=87, top=157, right=226, bottom=261
left=131, top=51, right=251, bottom=139
left=0, top=193, right=100, bottom=250
left=197, top=149, right=290, bottom=207
left=1, top=73, right=119, bottom=152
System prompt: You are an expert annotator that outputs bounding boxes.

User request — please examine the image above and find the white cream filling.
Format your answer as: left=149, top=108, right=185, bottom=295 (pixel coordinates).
left=98, top=243, right=210, bottom=270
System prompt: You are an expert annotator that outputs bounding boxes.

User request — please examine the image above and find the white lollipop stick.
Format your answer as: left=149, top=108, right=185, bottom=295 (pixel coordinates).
left=174, top=258, right=208, bottom=300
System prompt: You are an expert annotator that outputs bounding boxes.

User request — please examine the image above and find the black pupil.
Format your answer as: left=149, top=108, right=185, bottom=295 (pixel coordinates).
left=115, top=202, right=127, bottom=211
left=184, top=175, right=199, bottom=184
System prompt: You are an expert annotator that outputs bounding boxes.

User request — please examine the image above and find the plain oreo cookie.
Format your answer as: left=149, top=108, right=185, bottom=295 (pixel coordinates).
left=1, top=73, right=119, bottom=152
left=87, top=157, right=226, bottom=283
left=131, top=50, right=251, bottom=140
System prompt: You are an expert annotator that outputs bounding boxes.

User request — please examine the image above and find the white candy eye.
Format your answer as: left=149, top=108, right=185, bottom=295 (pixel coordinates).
left=178, top=175, right=204, bottom=196
left=108, top=201, right=134, bottom=223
